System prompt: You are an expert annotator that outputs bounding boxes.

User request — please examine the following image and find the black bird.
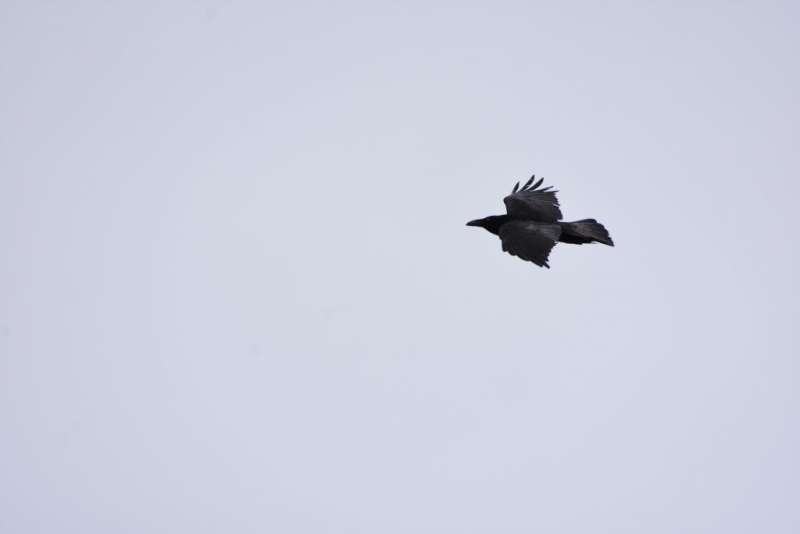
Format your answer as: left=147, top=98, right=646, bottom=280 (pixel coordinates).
left=467, top=175, right=614, bottom=268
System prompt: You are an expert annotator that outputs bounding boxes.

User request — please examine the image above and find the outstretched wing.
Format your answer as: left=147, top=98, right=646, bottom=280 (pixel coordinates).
left=498, top=221, right=562, bottom=268
left=503, top=175, right=562, bottom=222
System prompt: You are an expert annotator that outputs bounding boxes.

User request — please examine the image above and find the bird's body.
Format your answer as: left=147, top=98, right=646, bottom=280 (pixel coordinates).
left=467, top=175, right=613, bottom=268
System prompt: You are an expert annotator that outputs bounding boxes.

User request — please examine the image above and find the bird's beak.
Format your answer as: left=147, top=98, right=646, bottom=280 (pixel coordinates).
left=466, top=219, right=481, bottom=227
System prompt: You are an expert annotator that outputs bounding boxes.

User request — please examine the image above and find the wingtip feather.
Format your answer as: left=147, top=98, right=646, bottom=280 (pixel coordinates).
left=522, top=176, right=535, bottom=190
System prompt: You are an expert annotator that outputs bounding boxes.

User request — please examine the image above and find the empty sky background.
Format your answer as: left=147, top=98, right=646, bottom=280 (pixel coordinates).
left=1, top=1, right=798, bottom=532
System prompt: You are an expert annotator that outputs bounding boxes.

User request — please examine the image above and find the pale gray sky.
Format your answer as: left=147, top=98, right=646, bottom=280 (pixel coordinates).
left=1, top=1, right=798, bottom=532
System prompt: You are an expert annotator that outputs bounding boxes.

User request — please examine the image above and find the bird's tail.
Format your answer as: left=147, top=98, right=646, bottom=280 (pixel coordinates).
left=559, top=219, right=614, bottom=246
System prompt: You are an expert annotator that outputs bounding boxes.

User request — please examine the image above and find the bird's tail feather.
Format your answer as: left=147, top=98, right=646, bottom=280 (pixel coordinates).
left=559, top=219, right=614, bottom=246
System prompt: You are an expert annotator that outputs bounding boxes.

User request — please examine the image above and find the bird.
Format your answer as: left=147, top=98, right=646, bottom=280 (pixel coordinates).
left=467, top=174, right=614, bottom=268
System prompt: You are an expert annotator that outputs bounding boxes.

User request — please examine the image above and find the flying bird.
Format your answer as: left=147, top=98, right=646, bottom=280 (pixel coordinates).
left=467, top=174, right=614, bottom=268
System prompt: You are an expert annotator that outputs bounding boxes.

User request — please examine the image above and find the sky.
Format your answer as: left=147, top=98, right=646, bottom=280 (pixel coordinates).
left=1, top=1, right=798, bottom=532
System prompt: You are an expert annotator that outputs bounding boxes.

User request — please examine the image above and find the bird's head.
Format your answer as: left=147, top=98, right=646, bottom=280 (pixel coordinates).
left=466, top=215, right=507, bottom=235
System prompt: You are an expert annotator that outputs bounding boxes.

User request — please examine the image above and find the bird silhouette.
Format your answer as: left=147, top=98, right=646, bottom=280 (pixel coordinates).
left=467, top=174, right=614, bottom=268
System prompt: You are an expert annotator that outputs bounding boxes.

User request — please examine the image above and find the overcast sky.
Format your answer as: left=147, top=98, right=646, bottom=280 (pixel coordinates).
left=1, top=1, right=798, bottom=532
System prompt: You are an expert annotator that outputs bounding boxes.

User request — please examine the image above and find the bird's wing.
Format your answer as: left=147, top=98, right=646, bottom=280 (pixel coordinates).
left=498, top=221, right=562, bottom=268
left=503, top=175, right=562, bottom=222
